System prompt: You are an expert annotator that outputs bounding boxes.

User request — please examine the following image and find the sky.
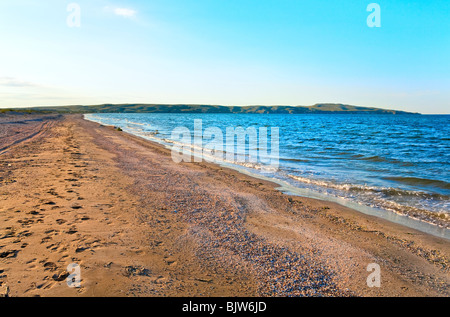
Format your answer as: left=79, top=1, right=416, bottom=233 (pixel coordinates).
left=0, top=0, right=448, bottom=113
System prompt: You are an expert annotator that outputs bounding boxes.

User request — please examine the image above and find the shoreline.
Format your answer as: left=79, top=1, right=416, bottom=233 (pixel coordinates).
left=83, top=114, right=450, bottom=239
left=208, top=163, right=450, bottom=241
left=0, top=113, right=449, bottom=297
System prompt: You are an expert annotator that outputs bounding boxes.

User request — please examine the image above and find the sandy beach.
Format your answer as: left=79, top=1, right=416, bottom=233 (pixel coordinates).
left=0, top=113, right=448, bottom=297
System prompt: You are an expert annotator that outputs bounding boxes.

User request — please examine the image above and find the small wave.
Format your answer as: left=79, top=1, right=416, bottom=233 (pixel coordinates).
left=286, top=173, right=449, bottom=227
left=125, top=119, right=146, bottom=126
left=361, top=155, right=389, bottom=163
left=287, top=174, right=450, bottom=200
left=352, top=154, right=395, bottom=163
left=280, top=157, right=311, bottom=163
left=350, top=154, right=415, bottom=167
left=384, top=176, right=450, bottom=191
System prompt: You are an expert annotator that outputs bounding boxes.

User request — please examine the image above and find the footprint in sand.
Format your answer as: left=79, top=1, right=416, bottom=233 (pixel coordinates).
left=75, top=247, right=88, bottom=253
left=46, top=243, right=60, bottom=252
left=65, top=227, right=78, bottom=235
left=26, top=258, right=37, bottom=265
left=152, top=240, right=164, bottom=247
left=40, top=236, right=52, bottom=244
left=43, top=262, right=58, bottom=272
left=17, top=230, right=32, bottom=238
left=0, top=250, right=19, bottom=259
left=56, top=219, right=67, bottom=225
left=47, top=188, right=60, bottom=197
left=164, top=257, right=177, bottom=267
left=17, top=218, right=34, bottom=227
left=73, top=216, right=90, bottom=224
left=59, top=254, right=69, bottom=261
left=37, top=281, right=55, bottom=290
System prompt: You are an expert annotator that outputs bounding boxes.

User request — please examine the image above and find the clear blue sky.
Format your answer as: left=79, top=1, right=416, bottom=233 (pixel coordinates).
left=0, top=0, right=448, bottom=113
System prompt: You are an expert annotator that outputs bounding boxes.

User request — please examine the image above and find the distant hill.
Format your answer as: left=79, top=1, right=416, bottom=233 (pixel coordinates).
left=4, top=103, right=420, bottom=115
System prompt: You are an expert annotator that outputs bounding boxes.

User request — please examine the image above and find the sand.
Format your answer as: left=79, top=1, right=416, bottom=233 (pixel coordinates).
left=0, top=113, right=448, bottom=297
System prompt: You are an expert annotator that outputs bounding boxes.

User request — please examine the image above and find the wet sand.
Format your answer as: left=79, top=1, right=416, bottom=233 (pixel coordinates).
left=0, top=113, right=449, bottom=297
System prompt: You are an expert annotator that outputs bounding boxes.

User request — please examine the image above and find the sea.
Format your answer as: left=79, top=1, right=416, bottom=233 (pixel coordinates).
left=84, top=113, right=450, bottom=239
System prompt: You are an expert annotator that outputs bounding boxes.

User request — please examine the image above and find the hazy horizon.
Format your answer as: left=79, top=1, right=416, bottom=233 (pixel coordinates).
left=0, top=1, right=449, bottom=114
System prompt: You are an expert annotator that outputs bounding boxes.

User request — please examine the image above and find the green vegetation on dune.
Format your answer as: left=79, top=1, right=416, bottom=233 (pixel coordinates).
left=2, top=103, right=420, bottom=115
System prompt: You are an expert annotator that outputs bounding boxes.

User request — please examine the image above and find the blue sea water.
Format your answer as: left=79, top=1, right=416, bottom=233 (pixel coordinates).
left=85, top=113, right=450, bottom=233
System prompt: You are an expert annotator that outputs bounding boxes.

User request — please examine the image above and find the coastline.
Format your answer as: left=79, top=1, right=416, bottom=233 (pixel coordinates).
left=83, top=112, right=450, bottom=233
left=0, top=113, right=449, bottom=297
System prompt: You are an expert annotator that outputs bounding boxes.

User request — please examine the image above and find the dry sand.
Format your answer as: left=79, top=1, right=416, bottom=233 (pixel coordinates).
left=0, top=114, right=448, bottom=297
